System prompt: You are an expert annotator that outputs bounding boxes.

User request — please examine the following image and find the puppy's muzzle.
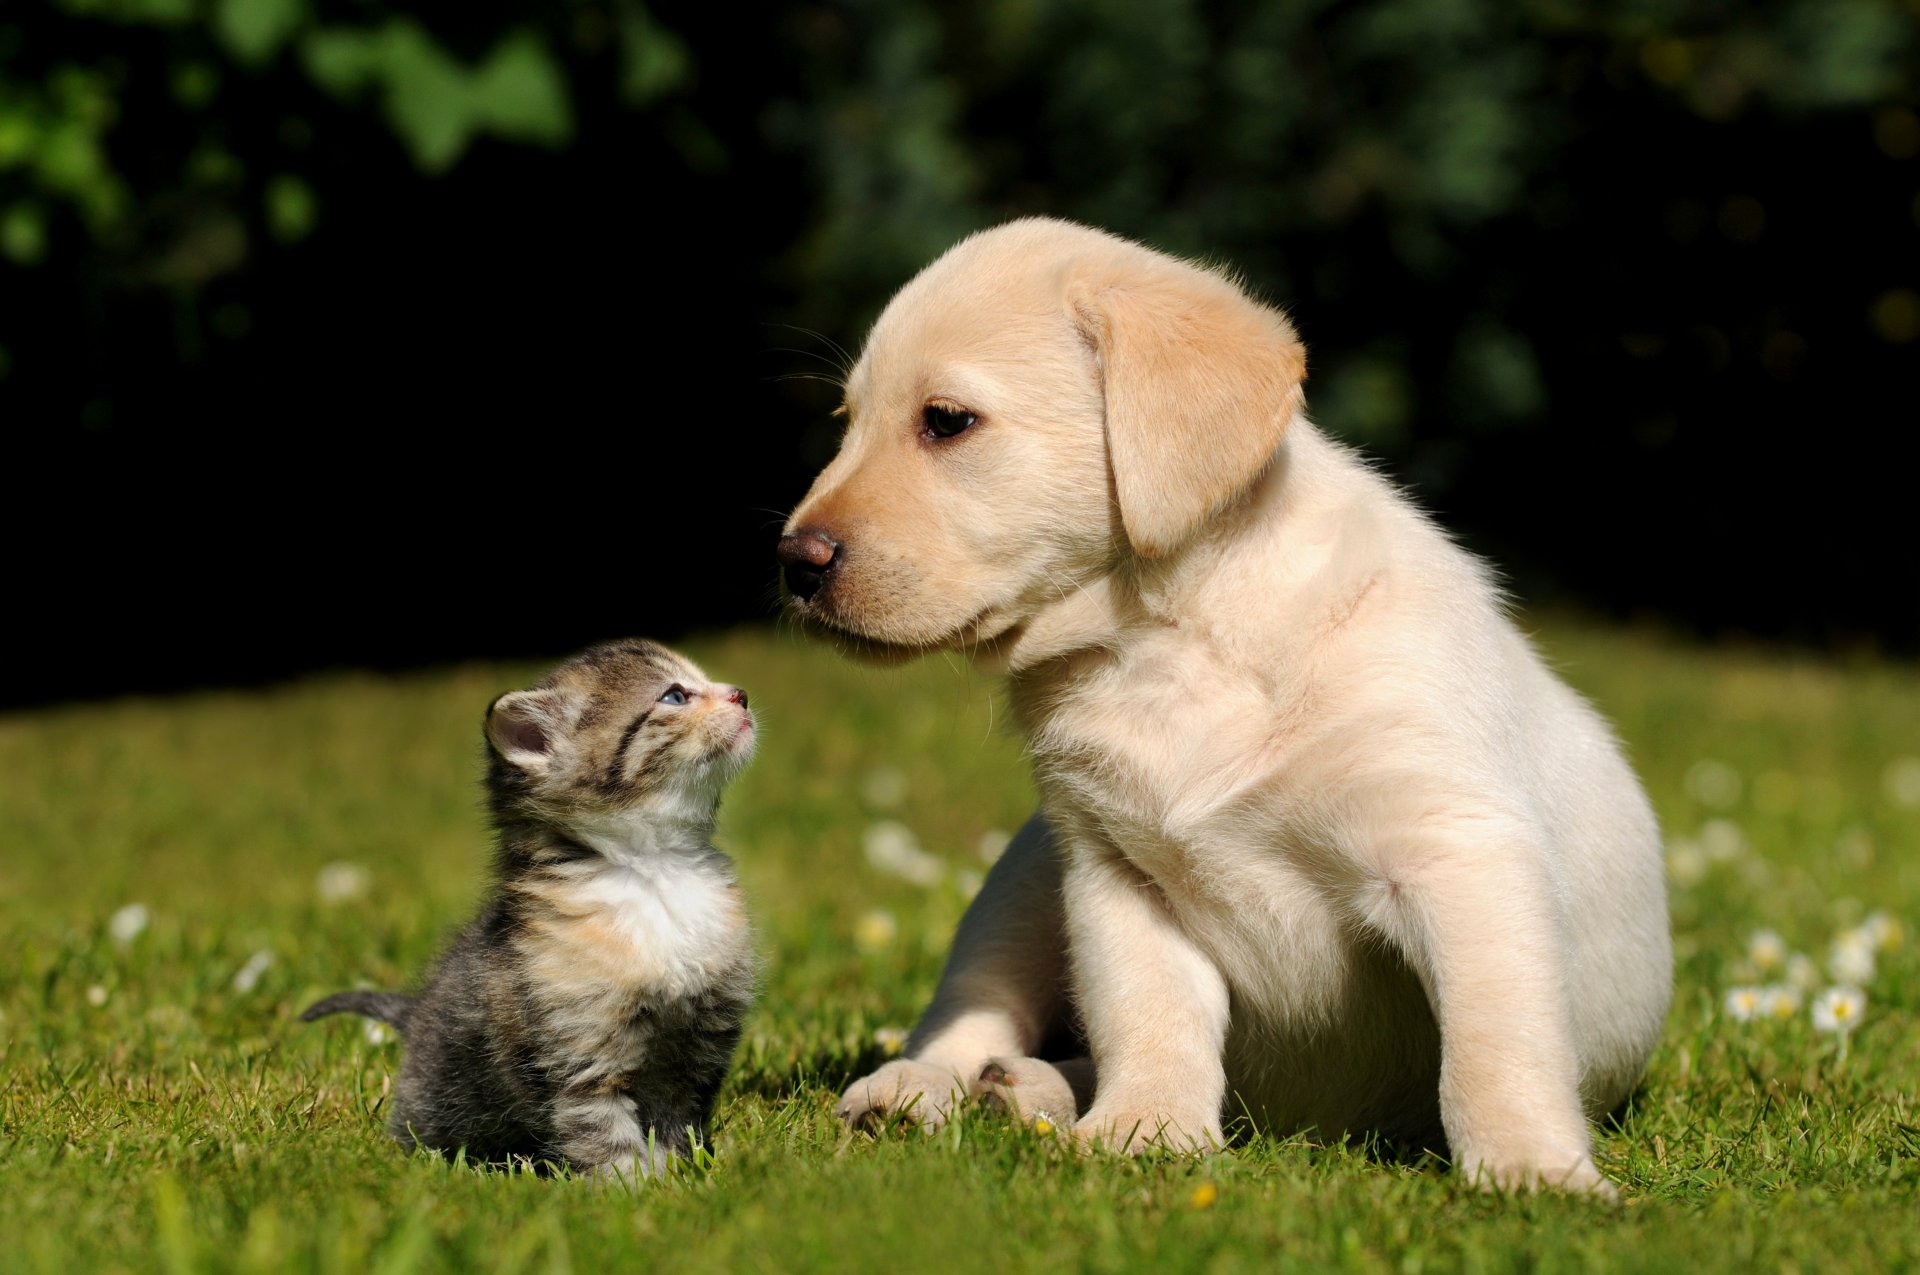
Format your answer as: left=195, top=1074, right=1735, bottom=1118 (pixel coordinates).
left=777, top=530, right=840, bottom=603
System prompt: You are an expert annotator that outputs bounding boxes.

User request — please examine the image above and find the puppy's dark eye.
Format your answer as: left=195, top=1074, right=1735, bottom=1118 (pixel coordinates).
left=659, top=685, right=689, bottom=705
left=922, top=404, right=977, bottom=439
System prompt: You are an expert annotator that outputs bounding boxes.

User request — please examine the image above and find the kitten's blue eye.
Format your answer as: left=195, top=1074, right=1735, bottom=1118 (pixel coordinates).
left=659, top=685, right=689, bottom=705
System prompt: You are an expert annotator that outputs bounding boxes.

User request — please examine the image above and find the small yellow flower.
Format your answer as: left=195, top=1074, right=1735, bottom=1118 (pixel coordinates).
left=1032, top=1112, right=1055, bottom=1136
left=874, top=1025, right=909, bottom=1056
left=854, top=909, right=899, bottom=952
left=1187, top=1182, right=1219, bottom=1210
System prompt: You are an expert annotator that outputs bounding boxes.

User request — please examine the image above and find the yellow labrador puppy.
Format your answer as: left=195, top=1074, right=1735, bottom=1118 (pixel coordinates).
left=778, top=218, right=1669, bottom=1195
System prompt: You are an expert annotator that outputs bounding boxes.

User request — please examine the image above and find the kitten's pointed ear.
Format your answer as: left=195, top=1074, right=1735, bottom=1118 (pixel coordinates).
left=486, top=690, right=567, bottom=772
left=1069, top=252, right=1306, bottom=558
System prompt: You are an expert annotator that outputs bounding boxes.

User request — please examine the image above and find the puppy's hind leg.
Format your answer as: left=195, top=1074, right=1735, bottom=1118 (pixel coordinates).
left=836, top=813, right=1072, bottom=1133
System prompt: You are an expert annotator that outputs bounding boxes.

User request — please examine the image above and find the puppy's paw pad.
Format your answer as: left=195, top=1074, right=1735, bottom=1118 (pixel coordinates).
left=833, top=1059, right=965, bottom=1133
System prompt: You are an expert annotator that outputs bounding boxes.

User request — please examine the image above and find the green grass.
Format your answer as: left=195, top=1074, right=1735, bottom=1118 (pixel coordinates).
left=2, top=617, right=1917, bottom=1273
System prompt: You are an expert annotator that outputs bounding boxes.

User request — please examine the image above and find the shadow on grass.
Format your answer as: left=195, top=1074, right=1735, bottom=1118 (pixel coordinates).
left=727, top=1044, right=896, bottom=1104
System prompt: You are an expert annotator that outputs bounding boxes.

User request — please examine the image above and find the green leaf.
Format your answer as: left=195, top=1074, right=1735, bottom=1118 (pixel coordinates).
left=213, top=0, right=308, bottom=69
left=300, top=27, right=384, bottom=98
left=473, top=31, right=573, bottom=145
left=3, top=203, right=48, bottom=266
left=620, top=5, right=691, bottom=106
left=0, top=111, right=38, bottom=169
left=264, top=173, right=317, bottom=244
left=299, top=22, right=574, bottom=173
left=51, top=0, right=195, bottom=25
left=169, top=62, right=222, bottom=110
left=378, top=23, right=475, bottom=173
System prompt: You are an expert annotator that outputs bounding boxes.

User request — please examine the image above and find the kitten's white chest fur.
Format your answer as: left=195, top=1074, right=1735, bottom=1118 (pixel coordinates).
left=516, top=810, right=751, bottom=1015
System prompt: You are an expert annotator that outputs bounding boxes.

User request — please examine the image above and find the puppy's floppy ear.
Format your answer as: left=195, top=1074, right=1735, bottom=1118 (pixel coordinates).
left=1070, top=253, right=1306, bottom=558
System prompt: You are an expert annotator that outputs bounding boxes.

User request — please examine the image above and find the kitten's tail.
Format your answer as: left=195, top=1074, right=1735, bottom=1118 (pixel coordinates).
left=301, top=990, right=414, bottom=1031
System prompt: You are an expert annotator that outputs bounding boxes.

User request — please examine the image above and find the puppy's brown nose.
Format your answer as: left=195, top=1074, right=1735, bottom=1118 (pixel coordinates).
left=777, top=531, right=840, bottom=602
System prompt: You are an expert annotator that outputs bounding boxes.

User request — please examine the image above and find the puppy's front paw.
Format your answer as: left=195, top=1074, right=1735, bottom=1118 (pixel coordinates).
left=1074, top=1104, right=1222, bottom=1156
left=969, top=1056, right=1095, bottom=1132
left=1457, top=1144, right=1619, bottom=1201
left=834, top=1059, right=967, bottom=1133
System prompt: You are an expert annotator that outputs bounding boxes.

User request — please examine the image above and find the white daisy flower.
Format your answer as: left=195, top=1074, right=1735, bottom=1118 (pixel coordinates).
left=1811, top=986, right=1866, bottom=1034
left=1666, top=839, right=1708, bottom=886
left=363, top=1020, right=395, bottom=1046
left=108, top=903, right=150, bottom=944
left=1758, top=985, right=1801, bottom=1019
left=1883, top=756, right=1920, bottom=807
left=1747, top=929, right=1788, bottom=973
left=1785, top=953, right=1820, bottom=990
left=1829, top=930, right=1877, bottom=985
left=1685, top=759, right=1742, bottom=809
left=1860, top=910, right=1904, bottom=953
left=874, top=1026, right=909, bottom=1056
left=316, top=861, right=370, bottom=903
left=1699, top=819, right=1746, bottom=863
left=1723, top=986, right=1764, bottom=1022
left=231, top=949, right=273, bottom=993
left=854, top=909, right=899, bottom=952
left=85, top=985, right=109, bottom=1007
left=862, top=821, right=944, bottom=887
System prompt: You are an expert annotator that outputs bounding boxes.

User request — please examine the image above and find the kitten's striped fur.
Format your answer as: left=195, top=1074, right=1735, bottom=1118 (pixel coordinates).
left=303, top=640, right=758, bottom=1178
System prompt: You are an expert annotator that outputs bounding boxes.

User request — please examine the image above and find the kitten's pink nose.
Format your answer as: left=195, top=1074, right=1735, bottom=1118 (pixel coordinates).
left=726, top=687, right=749, bottom=709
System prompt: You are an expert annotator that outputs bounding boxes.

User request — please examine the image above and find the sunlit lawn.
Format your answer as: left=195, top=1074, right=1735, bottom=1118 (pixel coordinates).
left=2, top=617, right=1916, bottom=1272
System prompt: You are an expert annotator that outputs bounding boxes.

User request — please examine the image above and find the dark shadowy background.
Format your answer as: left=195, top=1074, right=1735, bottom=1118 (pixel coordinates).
left=3, top=0, right=1916, bottom=709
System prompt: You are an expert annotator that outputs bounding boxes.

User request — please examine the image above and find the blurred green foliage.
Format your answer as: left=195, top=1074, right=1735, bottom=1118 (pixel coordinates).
left=4, top=0, right=1913, bottom=433
left=2, top=0, right=1917, bottom=661
left=300, top=22, right=571, bottom=172
left=0, top=0, right=684, bottom=271
left=761, top=0, right=1916, bottom=445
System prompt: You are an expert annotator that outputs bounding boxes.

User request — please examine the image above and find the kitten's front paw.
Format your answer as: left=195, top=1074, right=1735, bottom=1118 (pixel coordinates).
left=1074, top=1104, right=1222, bottom=1156
left=584, top=1144, right=674, bottom=1185
left=834, top=1059, right=968, bottom=1133
left=969, top=1056, right=1094, bottom=1132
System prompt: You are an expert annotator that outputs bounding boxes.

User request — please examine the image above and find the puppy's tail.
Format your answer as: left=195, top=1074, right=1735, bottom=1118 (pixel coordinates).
left=301, top=989, right=414, bottom=1031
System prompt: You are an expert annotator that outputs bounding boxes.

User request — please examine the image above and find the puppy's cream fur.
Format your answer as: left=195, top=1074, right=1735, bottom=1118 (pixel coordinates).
left=787, top=219, right=1669, bottom=1194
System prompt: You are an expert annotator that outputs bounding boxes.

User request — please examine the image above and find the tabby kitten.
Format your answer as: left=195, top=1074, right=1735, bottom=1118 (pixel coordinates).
left=304, top=639, right=758, bottom=1178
